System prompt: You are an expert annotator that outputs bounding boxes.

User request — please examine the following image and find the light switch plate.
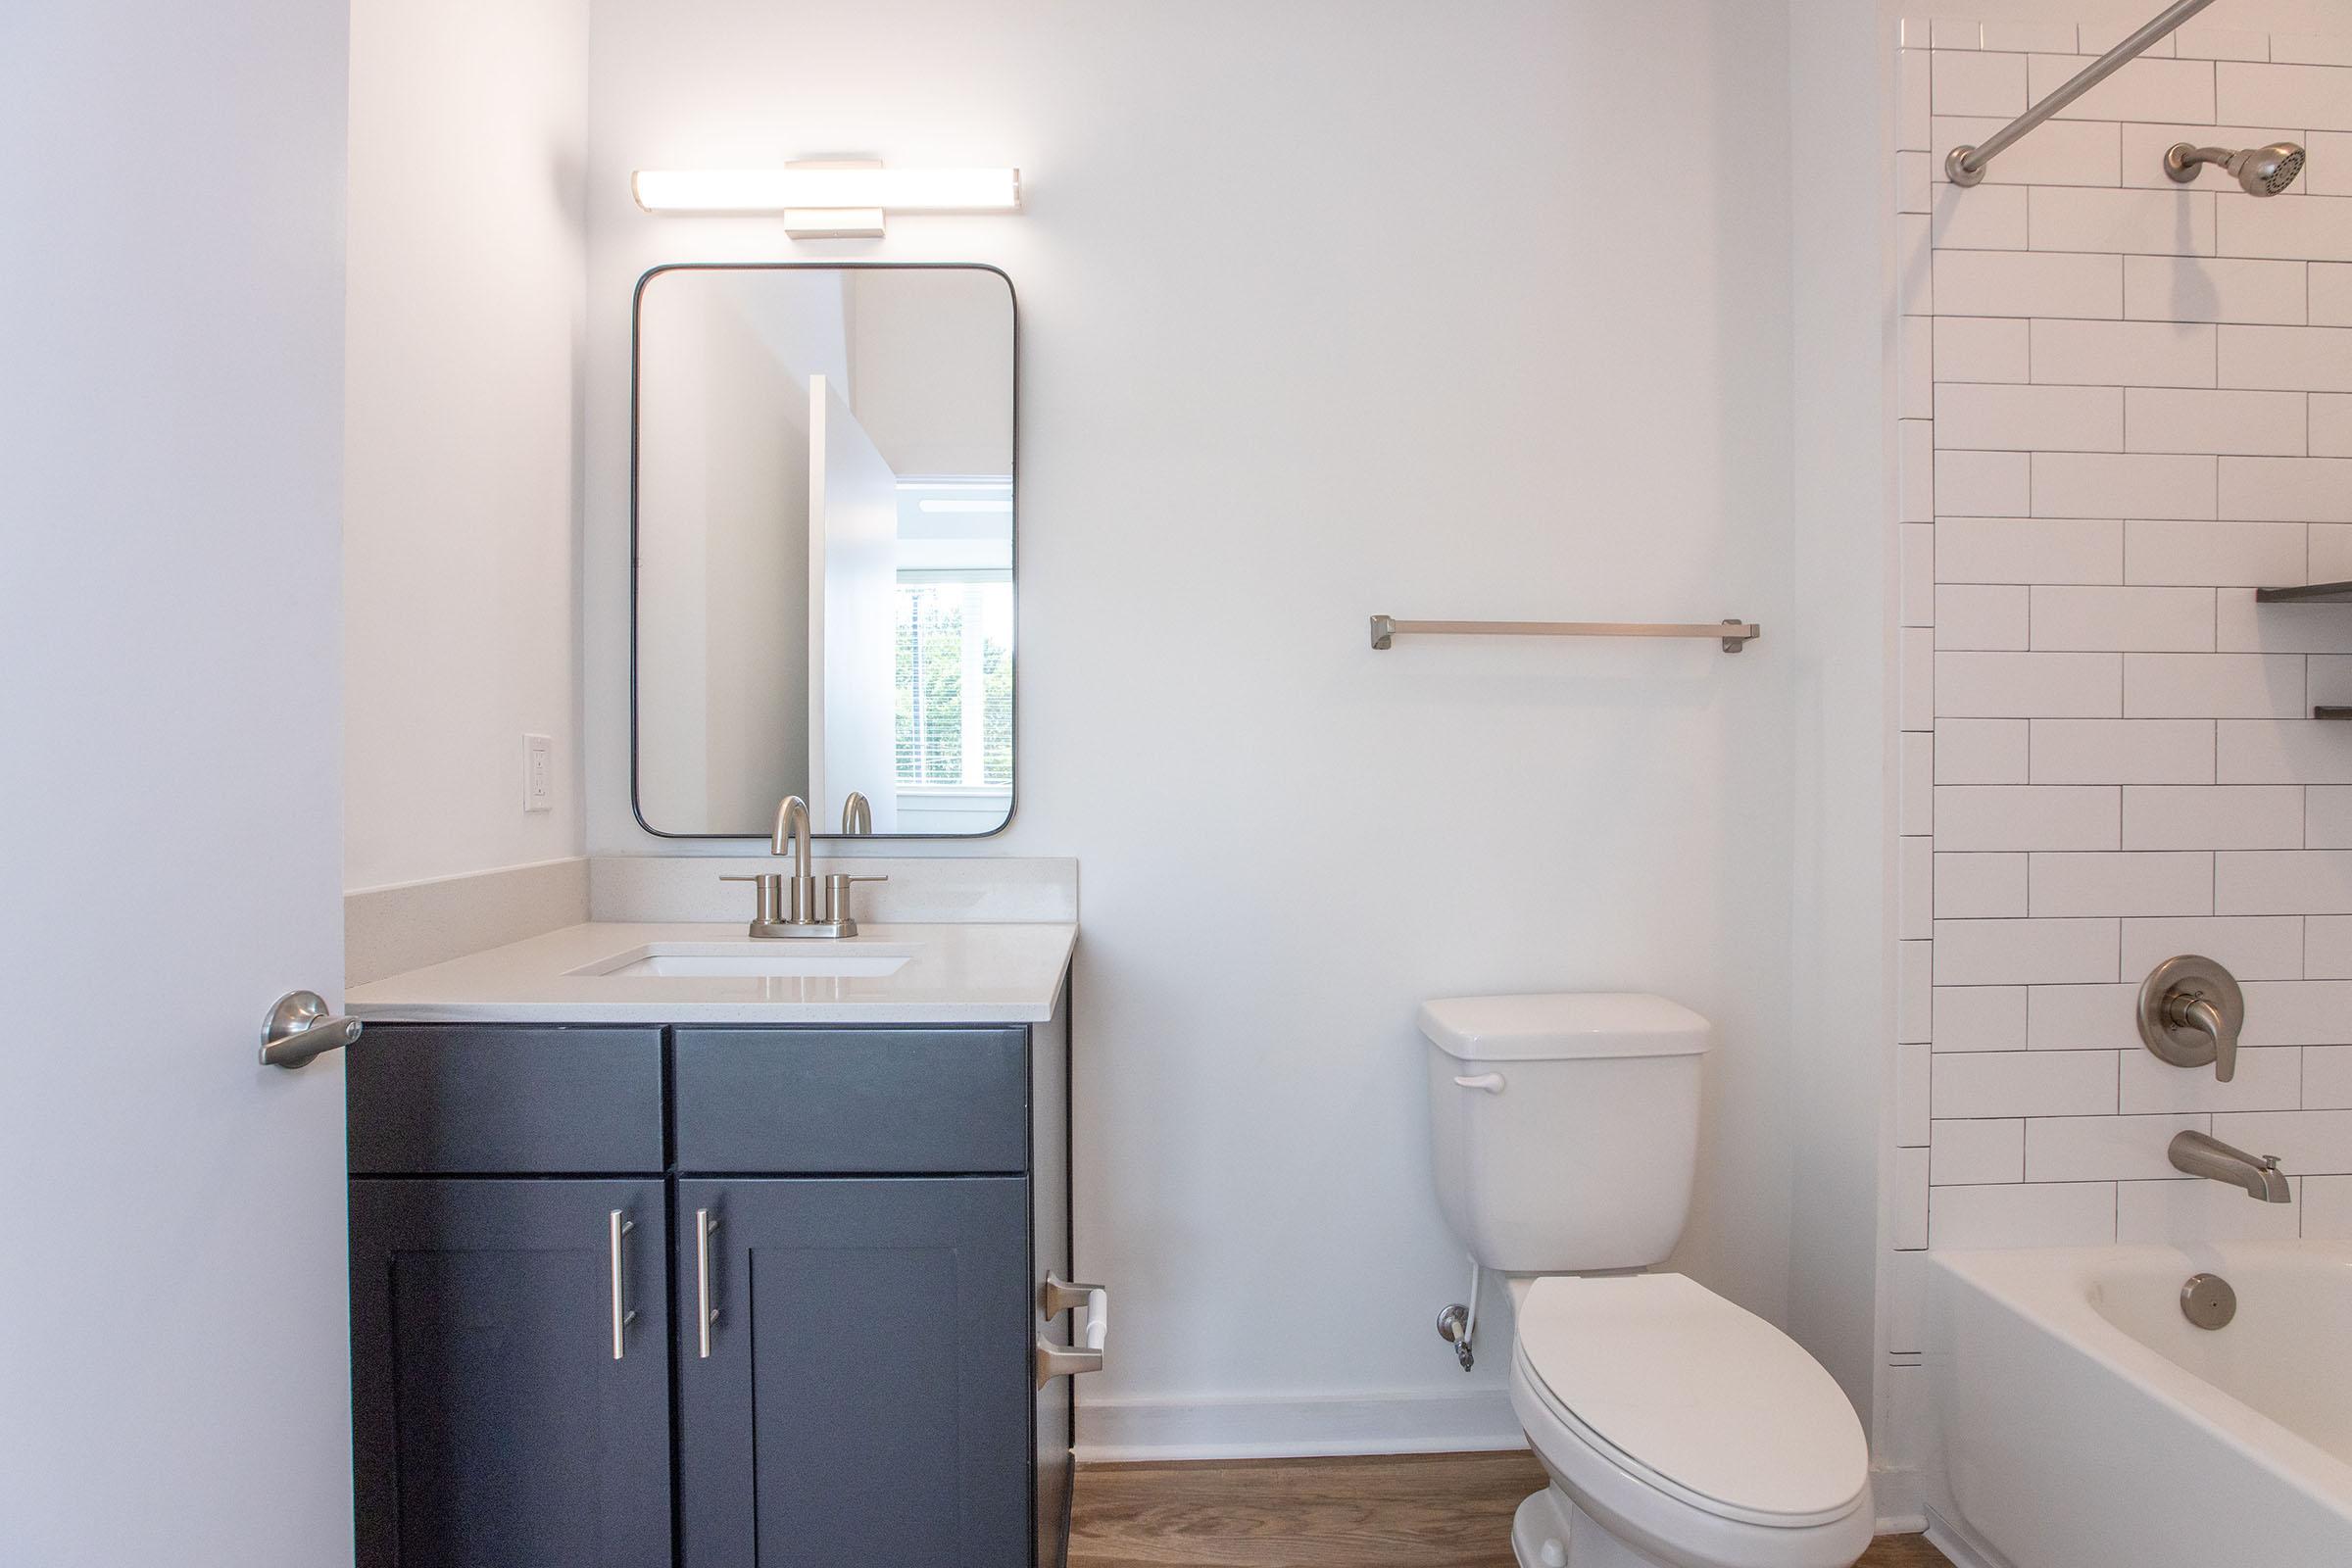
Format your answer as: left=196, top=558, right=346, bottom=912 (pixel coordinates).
left=523, top=733, right=553, bottom=812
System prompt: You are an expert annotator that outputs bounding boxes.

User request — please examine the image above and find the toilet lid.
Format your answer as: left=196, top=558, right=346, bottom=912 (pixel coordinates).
left=1516, top=1274, right=1868, bottom=1527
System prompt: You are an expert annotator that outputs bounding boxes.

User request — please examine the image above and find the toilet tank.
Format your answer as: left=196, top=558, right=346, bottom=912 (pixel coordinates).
left=1421, top=993, right=1709, bottom=1274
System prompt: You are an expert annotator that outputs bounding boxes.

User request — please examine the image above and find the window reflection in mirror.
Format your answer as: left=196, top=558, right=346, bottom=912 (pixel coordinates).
left=632, top=265, right=1014, bottom=838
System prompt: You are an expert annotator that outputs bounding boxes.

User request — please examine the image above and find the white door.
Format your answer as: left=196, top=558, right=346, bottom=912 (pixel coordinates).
left=1, top=6, right=358, bottom=1564
left=808, top=374, right=904, bottom=831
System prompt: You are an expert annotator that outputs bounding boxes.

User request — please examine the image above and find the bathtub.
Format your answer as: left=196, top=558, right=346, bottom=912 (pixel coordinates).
left=1924, top=1242, right=2352, bottom=1568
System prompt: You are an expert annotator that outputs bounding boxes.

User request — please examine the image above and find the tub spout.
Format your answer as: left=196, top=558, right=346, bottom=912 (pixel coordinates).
left=2169, top=1130, right=2292, bottom=1202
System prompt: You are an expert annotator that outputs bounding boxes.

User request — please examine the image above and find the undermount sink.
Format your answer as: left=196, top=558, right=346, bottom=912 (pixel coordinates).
left=568, top=942, right=917, bottom=980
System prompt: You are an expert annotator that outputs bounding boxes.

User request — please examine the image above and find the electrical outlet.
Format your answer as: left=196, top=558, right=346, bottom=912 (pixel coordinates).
left=522, top=733, right=554, bottom=812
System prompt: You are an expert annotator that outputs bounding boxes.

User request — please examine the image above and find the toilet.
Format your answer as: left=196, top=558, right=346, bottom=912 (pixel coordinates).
left=1421, top=993, right=1872, bottom=1568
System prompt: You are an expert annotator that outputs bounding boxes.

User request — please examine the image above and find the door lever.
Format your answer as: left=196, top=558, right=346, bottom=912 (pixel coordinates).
left=259, top=990, right=363, bottom=1069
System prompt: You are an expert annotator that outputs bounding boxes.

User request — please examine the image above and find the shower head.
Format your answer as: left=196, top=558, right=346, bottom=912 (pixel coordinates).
left=2166, top=141, right=2307, bottom=196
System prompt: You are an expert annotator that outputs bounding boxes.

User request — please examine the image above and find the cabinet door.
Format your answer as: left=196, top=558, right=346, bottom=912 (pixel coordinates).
left=350, top=1178, right=671, bottom=1568
left=677, top=1177, right=1032, bottom=1567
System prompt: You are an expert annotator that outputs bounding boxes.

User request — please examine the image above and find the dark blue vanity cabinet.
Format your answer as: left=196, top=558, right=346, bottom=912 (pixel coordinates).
left=674, top=1177, right=1033, bottom=1565
left=348, top=1177, right=674, bottom=1568
left=346, top=1008, right=1074, bottom=1568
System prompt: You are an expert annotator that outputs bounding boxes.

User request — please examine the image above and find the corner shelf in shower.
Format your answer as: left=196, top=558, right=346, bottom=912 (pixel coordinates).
left=2253, top=583, right=2352, bottom=714
left=2255, top=582, right=2352, bottom=605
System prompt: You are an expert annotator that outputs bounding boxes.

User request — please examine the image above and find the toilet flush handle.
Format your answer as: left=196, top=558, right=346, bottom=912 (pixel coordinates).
left=1451, top=1073, right=1506, bottom=1094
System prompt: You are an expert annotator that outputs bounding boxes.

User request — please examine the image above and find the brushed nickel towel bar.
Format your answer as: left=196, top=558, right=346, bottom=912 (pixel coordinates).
left=1368, top=615, right=1760, bottom=654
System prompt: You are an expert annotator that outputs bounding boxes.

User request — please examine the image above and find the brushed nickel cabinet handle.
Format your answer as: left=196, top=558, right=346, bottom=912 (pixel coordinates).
left=696, top=1207, right=721, bottom=1358
left=609, top=1209, right=637, bottom=1360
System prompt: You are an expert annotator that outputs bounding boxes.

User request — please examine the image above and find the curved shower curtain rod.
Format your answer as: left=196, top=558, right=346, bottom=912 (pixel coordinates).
left=1945, top=0, right=2221, bottom=186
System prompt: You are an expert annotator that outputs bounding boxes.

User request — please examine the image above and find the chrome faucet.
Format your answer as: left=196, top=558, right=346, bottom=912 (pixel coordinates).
left=718, top=794, right=886, bottom=939
left=2169, top=1130, right=2292, bottom=1202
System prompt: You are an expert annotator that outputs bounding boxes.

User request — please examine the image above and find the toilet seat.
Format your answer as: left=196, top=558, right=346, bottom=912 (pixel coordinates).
left=1506, top=1274, right=1873, bottom=1568
left=1514, top=1274, right=1869, bottom=1529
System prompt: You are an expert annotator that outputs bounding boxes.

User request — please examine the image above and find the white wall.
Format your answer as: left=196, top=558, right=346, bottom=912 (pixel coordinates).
left=586, top=0, right=1816, bottom=1453
left=343, top=0, right=591, bottom=892
left=1787, top=0, right=1896, bottom=1446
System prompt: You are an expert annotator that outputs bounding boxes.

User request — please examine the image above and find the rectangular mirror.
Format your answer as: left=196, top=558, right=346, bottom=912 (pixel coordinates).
left=632, top=264, right=1015, bottom=838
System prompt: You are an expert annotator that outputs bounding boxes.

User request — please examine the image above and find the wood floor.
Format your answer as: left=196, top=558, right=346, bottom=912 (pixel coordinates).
left=1068, top=1452, right=1949, bottom=1568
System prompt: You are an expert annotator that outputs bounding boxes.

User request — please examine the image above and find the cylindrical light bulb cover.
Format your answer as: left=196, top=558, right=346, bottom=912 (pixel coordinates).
left=632, top=167, right=1020, bottom=214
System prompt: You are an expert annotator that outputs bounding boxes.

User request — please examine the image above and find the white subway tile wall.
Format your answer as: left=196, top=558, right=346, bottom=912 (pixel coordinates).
left=2175, top=31, right=2271, bottom=67
left=1933, top=1115, right=2027, bottom=1182
left=1936, top=851, right=2029, bottom=916
left=1896, top=23, right=2352, bottom=1271
left=2313, top=263, right=2352, bottom=321
left=2032, top=318, right=2214, bottom=386
left=2306, top=1175, right=2352, bottom=1236
left=2124, top=253, right=2307, bottom=322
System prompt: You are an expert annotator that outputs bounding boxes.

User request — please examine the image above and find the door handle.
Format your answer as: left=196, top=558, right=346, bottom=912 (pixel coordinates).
left=695, top=1207, right=721, bottom=1358
left=609, top=1209, right=637, bottom=1360
left=1035, top=1272, right=1109, bottom=1388
left=259, top=990, right=363, bottom=1069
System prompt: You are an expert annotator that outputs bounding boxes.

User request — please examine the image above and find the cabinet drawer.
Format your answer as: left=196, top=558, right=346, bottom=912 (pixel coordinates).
left=674, top=1027, right=1029, bottom=1172
left=347, top=1024, right=664, bottom=1174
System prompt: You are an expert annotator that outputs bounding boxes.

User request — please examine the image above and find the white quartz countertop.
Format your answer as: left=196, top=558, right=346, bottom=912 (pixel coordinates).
left=344, top=921, right=1076, bottom=1024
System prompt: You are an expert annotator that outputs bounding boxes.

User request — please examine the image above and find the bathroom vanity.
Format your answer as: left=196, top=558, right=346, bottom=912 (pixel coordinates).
left=342, top=920, right=1080, bottom=1568
left=333, top=252, right=1061, bottom=1566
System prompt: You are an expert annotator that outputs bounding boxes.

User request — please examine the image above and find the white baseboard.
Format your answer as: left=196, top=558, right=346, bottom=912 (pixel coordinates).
left=1870, top=1461, right=1923, bottom=1535
left=1074, top=1388, right=1525, bottom=1464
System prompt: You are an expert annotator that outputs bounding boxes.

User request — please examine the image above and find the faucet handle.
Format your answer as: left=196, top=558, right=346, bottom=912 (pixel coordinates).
left=720, top=872, right=785, bottom=930
left=2137, top=956, right=2245, bottom=1084
left=2168, top=993, right=2238, bottom=1082
left=821, top=873, right=888, bottom=932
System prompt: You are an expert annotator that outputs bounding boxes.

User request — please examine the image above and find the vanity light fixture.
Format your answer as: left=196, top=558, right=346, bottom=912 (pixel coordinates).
left=630, top=161, right=1021, bottom=238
